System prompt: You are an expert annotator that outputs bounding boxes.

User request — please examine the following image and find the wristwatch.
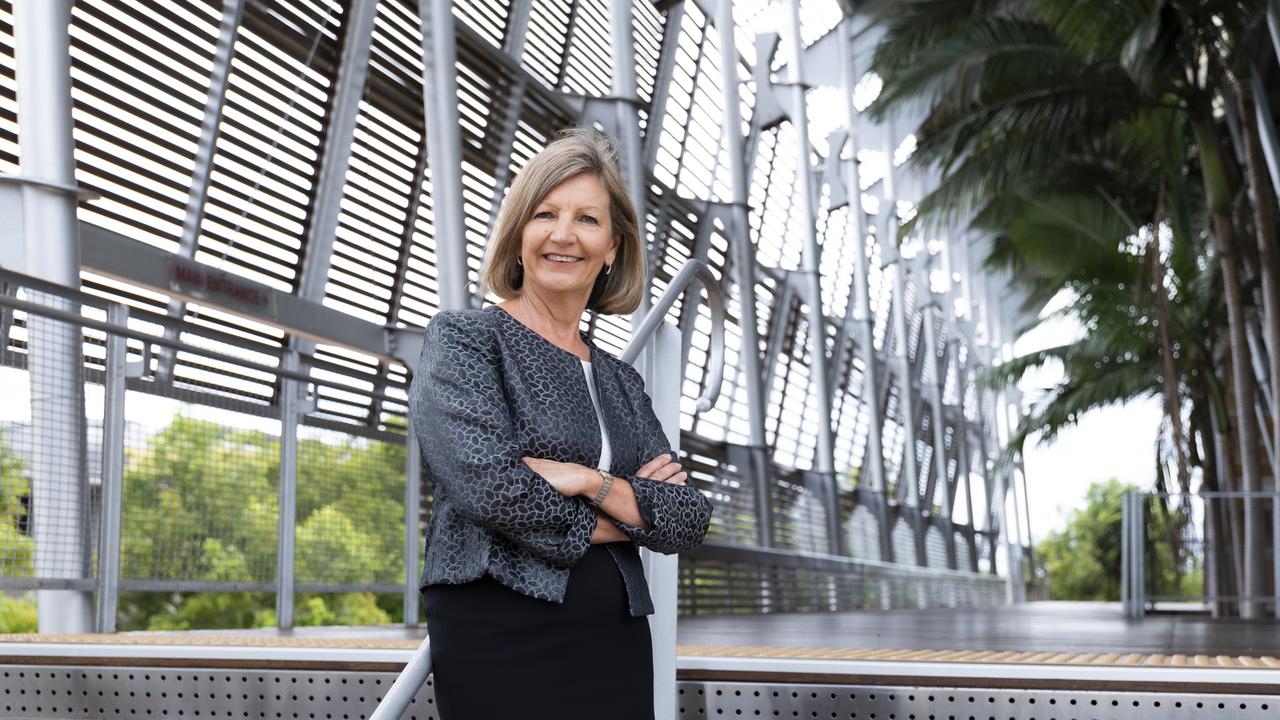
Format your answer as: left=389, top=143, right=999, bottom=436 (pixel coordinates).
left=589, top=468, right=615, bottom=507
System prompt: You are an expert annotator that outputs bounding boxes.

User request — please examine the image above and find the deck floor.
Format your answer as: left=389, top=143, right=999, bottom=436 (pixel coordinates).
left=73, top=601, right=1280, bottom=658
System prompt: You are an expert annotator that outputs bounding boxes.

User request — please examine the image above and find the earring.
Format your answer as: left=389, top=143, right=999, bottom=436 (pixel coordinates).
left=604, top=263, right=612, bottom=276
left=517, top=257, right=523, bottom=267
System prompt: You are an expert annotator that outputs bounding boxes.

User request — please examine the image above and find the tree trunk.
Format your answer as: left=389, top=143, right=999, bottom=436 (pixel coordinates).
left=1237, top=75, right=1280, bottom=491
left=1193, top=114, right=1266, bottom=618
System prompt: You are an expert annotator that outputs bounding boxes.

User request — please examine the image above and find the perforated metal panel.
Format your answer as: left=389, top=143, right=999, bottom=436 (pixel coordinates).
left=0, top=665, right=438, bottom=719
left=5, top=666, right=1277, bottom=720
left=680, top=681, right=1279, bottom=720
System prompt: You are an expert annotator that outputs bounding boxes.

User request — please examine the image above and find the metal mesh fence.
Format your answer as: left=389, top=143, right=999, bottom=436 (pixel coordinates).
left=0, top=287, right=99, bottom=591
left=118, top=393, right=280, bottom=590
left=1, top=271, right=1014, bottom=630
left=294, top=424, right=406, bottom=590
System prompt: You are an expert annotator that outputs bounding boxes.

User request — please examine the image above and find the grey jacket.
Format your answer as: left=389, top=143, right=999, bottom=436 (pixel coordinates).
left=407, top=304, right=714, bottom=617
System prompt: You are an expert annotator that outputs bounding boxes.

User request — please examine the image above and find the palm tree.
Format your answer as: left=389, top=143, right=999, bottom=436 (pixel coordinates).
left=866, top=0, right=1275, bottom=615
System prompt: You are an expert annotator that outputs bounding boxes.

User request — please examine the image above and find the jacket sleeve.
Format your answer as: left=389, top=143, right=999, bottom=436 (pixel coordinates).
left=407, top=310, right=597, bottom=569
left=604, top=362, right=714, bottom=555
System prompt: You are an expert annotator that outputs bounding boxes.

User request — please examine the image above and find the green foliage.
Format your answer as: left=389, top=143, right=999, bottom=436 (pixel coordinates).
left=0, top=428, right=32, bottom=578
left=0, top=592, right=37, bottom=633
left=1034, top=479, right=1130, bottom=600
left=115, top=410, right=410, bottom=630
left=1033, top=479, right=1201, bottom=600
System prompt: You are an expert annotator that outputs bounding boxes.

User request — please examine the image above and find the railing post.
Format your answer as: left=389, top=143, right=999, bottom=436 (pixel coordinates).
left=637, top=321, right=683, bottom=720
left=275, top=349, right=300, bottom=628
left=1135, top=493, right=1146, bottom=616
left=1121, top=492, right=1129, bottom=616
left=403, top=430, right=421, bottom=626
left=95, top=302, right=128, bottom=632
left=1273, top=492, right=1279, bottom=619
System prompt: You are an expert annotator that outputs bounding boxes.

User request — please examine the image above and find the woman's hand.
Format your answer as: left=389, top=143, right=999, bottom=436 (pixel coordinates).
left=522, top=456, right=594, bottom=497
left=636, top=452, right=687, bottom=485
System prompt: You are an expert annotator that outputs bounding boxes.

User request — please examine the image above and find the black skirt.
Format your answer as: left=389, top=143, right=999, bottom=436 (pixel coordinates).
left=421, top=542, right=654, bottom=720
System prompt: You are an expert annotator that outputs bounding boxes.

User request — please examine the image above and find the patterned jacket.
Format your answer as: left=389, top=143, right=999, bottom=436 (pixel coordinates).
left=407, top=304, right=714, bottom=616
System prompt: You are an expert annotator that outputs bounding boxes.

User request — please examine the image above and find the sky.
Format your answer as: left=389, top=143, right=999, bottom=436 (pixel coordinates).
left=1013, top=291, right=1162, bottom=539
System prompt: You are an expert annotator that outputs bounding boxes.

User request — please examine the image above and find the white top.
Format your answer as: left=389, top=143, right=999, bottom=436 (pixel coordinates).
left=581, top=359, right=611, bottom=470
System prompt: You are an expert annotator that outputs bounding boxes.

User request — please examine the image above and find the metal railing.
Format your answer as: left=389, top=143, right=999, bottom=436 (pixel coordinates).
left=0, top=268, right=421, bottom=632
left=1122, top=490, right=1278, bottom=618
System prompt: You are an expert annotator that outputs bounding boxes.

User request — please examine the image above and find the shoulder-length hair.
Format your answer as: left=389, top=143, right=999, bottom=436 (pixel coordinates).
left=479, top=126, right=645, bottom=315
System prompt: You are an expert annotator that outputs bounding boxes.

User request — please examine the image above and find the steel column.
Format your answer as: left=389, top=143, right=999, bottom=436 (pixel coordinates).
left=644, top=3, right=687, bottom=174
left=16, top=0, right=93, bottom=632
left=782, top=0, right=840, bottom=555
left=610, top=0, right=651, bottom=321
left=716, top=0, right=772, bottom=550
left=420, top=0, right=472, bottom=311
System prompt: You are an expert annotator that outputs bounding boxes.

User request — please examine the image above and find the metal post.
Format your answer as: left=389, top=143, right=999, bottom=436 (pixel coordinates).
left=882, top=130, right=920, bottom=512
left=95, top=303, right=128, bottom=633
left=1121, top=492, right=1131, bottom=616
left=783, top=0, right=840, bottom=554
left=16, top=0, right=94, bottom=632
left=275, top=350, right=301, bottom=628
left=610, top=0, right=651, bottom=321
left=837, top=15, right=892, bottom=562
left=1273, top=493, right=1279, bottom=619
left=715, top=0, right=773, bottom=549
left=403, top=430, right=422, bottom=626
left=636, top=322, right=684, bottom=720
left=420, top=0, right=471, bottom=310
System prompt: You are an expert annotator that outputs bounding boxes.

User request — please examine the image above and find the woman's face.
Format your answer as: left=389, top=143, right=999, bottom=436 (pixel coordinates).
left=518, top=172, right=618, bottom=302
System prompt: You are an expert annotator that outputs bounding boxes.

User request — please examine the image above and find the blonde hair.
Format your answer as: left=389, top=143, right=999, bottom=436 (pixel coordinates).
left=479, top=127, right=645, bottom=315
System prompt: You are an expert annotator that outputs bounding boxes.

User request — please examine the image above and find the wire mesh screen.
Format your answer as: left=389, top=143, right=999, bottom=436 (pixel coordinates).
left=119, top=395, right=280, bottom=589
left=0, top=289, right=99, bottom=591
left=679, top=553, right=1004, bottom=616
left=294, top=424, right=406, bottom=590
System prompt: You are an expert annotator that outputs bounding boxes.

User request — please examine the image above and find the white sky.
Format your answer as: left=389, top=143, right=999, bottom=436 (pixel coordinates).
left=1013, top=291, right=1162, bottom=539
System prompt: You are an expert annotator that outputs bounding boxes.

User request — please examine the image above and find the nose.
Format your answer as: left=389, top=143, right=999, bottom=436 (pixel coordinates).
left=548, top=214, right=575, bottom=243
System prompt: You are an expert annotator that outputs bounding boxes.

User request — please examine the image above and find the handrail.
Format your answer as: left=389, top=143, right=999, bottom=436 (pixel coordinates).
left=620, top=258, right=726, bottom=413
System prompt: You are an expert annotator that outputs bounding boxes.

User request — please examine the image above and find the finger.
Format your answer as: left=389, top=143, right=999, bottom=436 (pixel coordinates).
left=650, top=462, right=682, bottom=482
left=637, top=452, right=671, bottom=478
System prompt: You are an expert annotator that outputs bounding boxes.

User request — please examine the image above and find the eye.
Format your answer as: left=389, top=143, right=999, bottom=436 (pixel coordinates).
left=534, top=210, right=553, bottom=219
left=580, top=215, right=598, bottom=224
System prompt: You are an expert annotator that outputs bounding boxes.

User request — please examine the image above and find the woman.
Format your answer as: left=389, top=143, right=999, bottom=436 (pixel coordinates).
left=407, top=127, right=714, bottom=720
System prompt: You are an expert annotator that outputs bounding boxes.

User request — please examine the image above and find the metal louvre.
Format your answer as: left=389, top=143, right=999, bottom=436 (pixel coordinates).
left=0, top=1, right=14, bottom=176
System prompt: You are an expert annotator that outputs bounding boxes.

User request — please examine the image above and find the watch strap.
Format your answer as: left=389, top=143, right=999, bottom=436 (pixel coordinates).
left=590, top=469, right=614, bottom=507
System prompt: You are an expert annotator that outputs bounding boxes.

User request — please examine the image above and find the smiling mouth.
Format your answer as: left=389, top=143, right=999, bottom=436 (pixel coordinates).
left=542, top=254, right=582, bottom=265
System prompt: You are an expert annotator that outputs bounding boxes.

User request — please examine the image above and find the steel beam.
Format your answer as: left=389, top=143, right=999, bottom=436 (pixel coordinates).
left=155, top=0, right=245, bottom=383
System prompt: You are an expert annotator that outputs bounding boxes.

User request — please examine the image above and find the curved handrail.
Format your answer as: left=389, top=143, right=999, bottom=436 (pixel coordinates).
left=619, top=258, right=726, bottom=413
